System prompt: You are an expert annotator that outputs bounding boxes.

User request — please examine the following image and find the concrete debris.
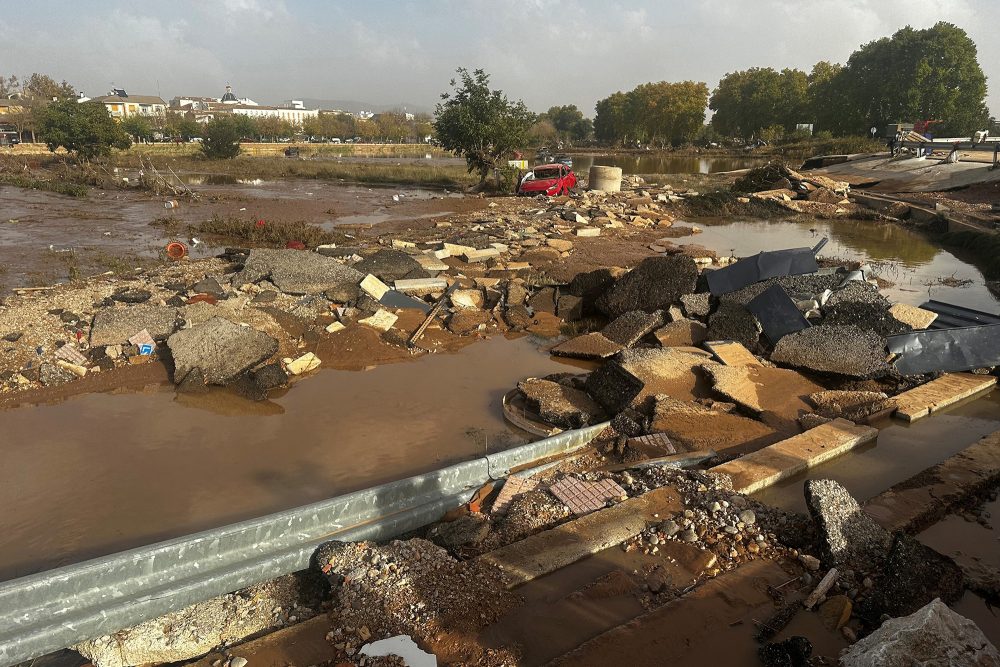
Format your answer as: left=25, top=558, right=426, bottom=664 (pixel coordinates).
left=359, top=309, right=399, bottom=332
left=427, top=512, right=491, bottom=551
left=74, top=574, right=318, bottom=667
left=804, top=479, right=892, bottom=571
left=707, top=302, right=762, bottom=350
left=654, top=319, right=708, bottom=347
left=231, top=249, right=364, bottom=295
left=823, top=281, right=890, bottom=310
left=550, top=332, right=624, bottom=360
left=650, top=395, right=777, bottom=453
left=360, top=274, right=391, bottom=300
left=680, top=292, right=712, bottom=318
left=771, top=325, right=890, bottom=378
left=394, top=278, right=448, bottom=295
left=354, top=249, right=425, bottom=282
left=806, top=390, right=895, bottom=421
left=284, top=352, right=322, bottom=375
left=596, top=255, right=698, bottom=318
left=517, top=378, right=606, bottom=429
left=840, top=599, right=1000, bottom=667
left=447, top=309, right=493, bottom=335
left=90, top=305, right=179, bottom=346
left=822, top=302, right=912, bottom=337
left=585, top=348, right=714, bottom=414
left=601, top=310, right=665, bottom=346
left=450, top=289, right=484, bottom=310
left=527, top=287, right=558, bottom=314
left=167, top=317, right=278, bottom=386
left=888, top=303, right=938, bottom=330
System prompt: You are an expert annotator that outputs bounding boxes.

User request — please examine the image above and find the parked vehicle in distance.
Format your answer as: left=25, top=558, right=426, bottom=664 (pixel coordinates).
left=330, top=138, right=342, bottom=144
left=517, top=163, right=577, bottom=196
left=0, top=126, right=20, bottom=145
left=553, top=154, right=573, bottom=168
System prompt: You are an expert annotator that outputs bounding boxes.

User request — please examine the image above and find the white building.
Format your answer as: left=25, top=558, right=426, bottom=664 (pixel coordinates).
left=89, top=90, right=166, bottom=118
left=230, top=105, right=318, bottom=127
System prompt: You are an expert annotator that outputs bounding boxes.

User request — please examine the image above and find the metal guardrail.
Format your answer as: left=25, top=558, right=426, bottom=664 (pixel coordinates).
left=897, top=140, right=1000, bottom=167
left=0, top=422, right=609, bottom=666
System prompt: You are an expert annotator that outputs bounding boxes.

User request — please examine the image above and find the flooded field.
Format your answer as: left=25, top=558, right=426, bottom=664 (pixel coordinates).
left=0, top=335, right=578, bottom=581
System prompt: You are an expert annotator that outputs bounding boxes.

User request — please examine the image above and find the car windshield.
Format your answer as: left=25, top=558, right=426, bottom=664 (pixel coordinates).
left=532, top=168, right=561, bottom=180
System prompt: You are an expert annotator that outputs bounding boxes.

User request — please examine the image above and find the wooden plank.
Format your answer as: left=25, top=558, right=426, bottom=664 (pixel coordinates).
left=478, top=486, right=682, bottom=589
left=712, top=418, right=878, bottom=495
left=704, top=340, right=762, bottom=367
left=893, top=373, right=996, bottom=422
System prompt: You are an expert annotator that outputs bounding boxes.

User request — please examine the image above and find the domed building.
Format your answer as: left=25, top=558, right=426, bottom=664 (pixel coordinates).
left=220, top=84, right=238, bottom=104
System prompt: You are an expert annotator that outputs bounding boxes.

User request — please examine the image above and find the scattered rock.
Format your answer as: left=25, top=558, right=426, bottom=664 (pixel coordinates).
left=596, top=256, right=698, bottom=318
left=680, top=292, right=712, bottom=318
left=90, top=305, right=179, bottom=346
left=706, top=302, right=762, bottom=350
left=840, top=599, right=999, bottom=667
left=818, top=595, right=852, bottom=630
left=111, top=289, right=152, bottom=304
left=804, top=479, right=891, bottom=571
left=601, top=310, right=665, bottom=346
left=518, top=378, right=605, bottom=429
left=557, top=294, right=584, bottom=321
left=447, top=310, right=492, bottom=335
left=451, top=289, right=484, bottom=310
left=231, top=249, right=364, bottom=295
left=167, top=317, right=279, bottom=386
left=192, top=277, right=225, bottom=298
left=353, top=249, right=425, bottom=282
left=550, top=332, right=624, bottom=360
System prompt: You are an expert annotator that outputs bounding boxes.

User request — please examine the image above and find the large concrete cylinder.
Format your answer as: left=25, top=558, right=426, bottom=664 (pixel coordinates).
left=588, top=165, right=623, bottom=192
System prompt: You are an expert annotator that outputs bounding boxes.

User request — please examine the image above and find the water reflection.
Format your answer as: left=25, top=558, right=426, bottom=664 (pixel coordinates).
left=569, top=154, right=762, bottom=175
left=681, top=218, right=1000, bottom=311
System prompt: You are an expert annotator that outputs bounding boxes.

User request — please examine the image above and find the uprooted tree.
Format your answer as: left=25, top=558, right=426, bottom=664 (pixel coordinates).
left=35, top=99, right=131, bottom=160
left=433, top=68, right=534, bottom=187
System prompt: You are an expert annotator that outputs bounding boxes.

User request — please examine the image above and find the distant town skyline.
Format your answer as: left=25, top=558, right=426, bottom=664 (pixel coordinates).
left=4, top=0, right=998, bottom=118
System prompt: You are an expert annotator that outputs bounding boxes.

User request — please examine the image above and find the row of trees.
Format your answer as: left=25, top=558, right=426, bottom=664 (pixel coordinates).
left=594, top=81, right=710, bottom=146
left=710, top=22, right=990, bottom=138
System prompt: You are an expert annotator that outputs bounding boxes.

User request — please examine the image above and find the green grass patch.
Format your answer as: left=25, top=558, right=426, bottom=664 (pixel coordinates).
left=190, top=216, right=340, bottom=248
left=0, top=173, right=89, bottom=197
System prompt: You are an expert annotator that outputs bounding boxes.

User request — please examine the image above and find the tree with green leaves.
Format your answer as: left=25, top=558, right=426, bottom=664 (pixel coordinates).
left=120, top=115, right=154, bottom=143
left=594, top=91, right=630, bottom=145
left=36, top=99, right=131, bottom=160
left=200, top=117, right=242, bottom=159
left=164, top=113, right=201, bottom=141
left=543, top=105, right=593, bottom=143
left=837, top=22, right=988, bottom=135
left=594, top=81, right=708, bottom=146
left=709, top=67, right=809, bottom=138
left=433, top=68, right=534, bottom=185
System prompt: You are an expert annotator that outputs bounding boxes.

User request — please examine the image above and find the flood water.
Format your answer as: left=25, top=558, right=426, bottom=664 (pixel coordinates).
left=0, top=336, right=578, bottom=581
left=673, top=217, right=1000, bottom=312
left=756, top=390, right=1000, bottom=513
left=568, top=154, right=761, bottom=175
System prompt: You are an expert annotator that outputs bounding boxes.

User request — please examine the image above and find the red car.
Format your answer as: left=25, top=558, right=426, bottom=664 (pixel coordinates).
left=517, top=163, right=577, bottom=196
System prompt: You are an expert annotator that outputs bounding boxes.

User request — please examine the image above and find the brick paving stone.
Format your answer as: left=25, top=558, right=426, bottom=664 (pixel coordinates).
left=548, top=477, right=627, bottom=515
left=627, top=432, right=677, bottom=454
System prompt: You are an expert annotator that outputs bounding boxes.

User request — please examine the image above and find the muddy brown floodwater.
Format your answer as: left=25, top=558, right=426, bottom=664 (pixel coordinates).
left=0, top=335, right=580, bottom=581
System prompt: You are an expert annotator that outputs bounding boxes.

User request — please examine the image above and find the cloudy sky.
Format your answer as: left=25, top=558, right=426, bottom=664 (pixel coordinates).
left=3, top=0, right=997, bottom=116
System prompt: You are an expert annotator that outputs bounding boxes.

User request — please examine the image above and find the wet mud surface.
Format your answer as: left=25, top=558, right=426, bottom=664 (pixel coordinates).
left=0, top=336, right=577, bottom=581
left=0, top=180, right=485, bottom=293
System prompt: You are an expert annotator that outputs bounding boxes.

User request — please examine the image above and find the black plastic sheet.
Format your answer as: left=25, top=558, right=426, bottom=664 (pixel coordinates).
left=746, top=284, right=811, bottom=345
left=706, top=246, right=821, bottom=296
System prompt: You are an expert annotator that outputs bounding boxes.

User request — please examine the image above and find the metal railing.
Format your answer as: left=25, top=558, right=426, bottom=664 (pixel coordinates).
left=0, top=422, right=609, bottom=666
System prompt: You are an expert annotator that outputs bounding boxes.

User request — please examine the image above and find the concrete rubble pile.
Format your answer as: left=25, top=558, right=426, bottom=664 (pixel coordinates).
left=733, top=163, right=855, bottom=217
